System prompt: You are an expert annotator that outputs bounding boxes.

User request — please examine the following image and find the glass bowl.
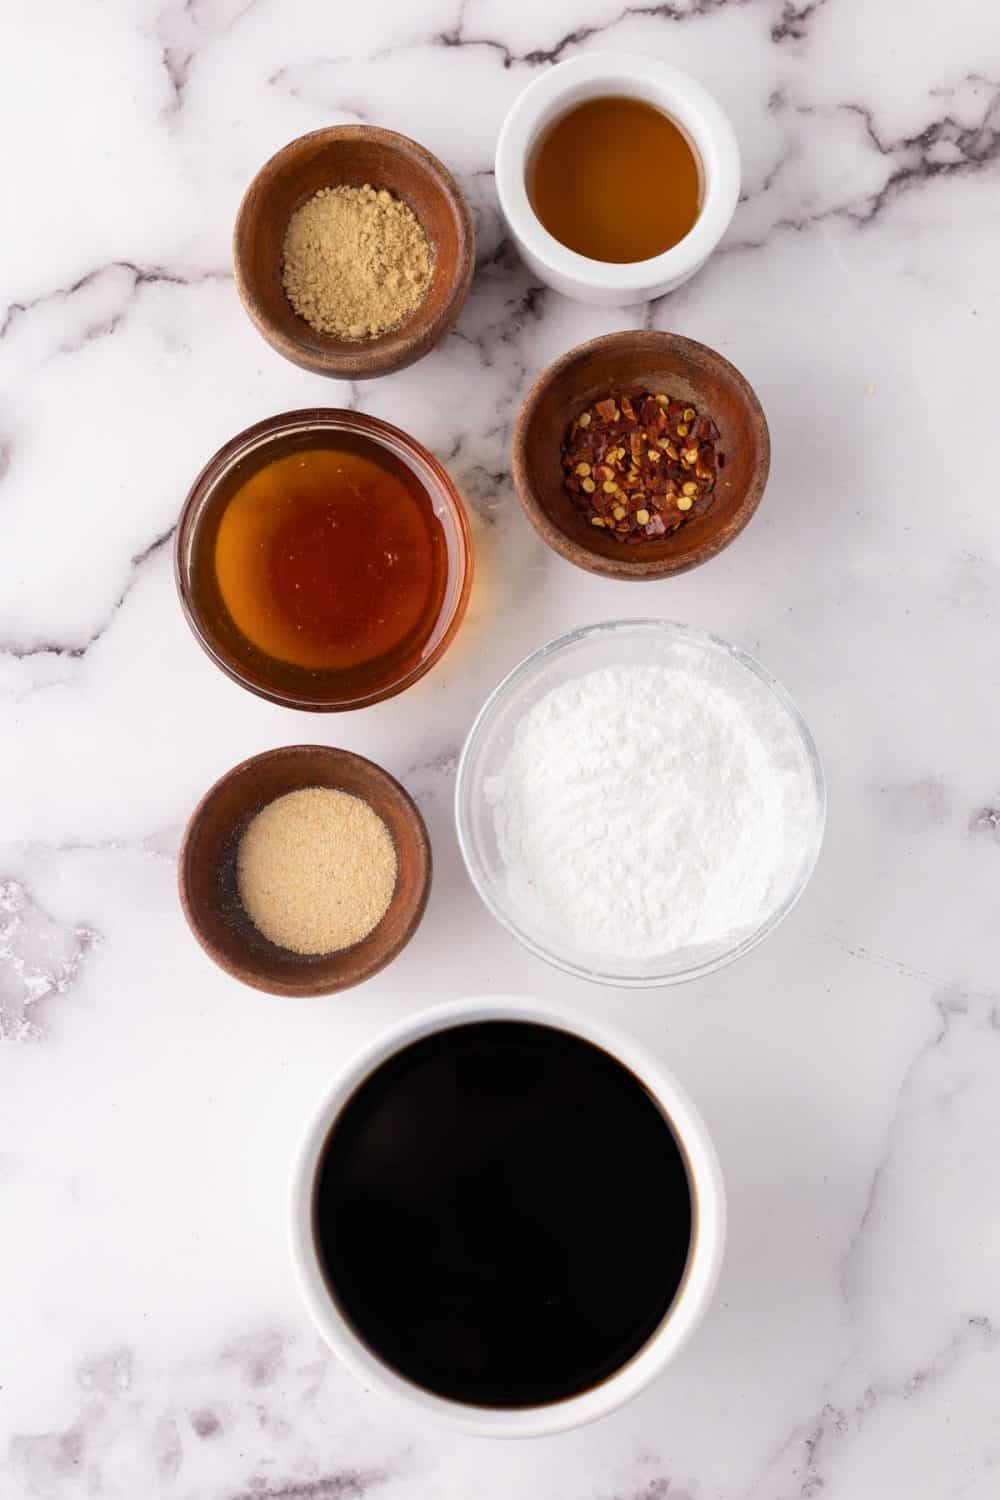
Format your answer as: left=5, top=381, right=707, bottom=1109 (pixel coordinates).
left=455, top=620, right=825, bottom=987
left=175, top=409, right=472, bottom=711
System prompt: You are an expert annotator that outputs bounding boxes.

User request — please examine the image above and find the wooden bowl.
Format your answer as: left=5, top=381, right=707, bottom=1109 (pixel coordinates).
left=178, top=746, right=431, bottom=996
left=512, top=331, right=770, bottom=580
left=233, top=126, right=475, bottom=380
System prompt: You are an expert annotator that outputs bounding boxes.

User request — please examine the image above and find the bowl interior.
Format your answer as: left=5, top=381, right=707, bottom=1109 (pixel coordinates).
left=515, top=332, right=769, bottom=578
left=456, top=622, right=824, bottom=986
left=235, top=127, right=473, bottom=375
left=180, top=747, right=431, bottom=996
left=176, top=409, right=472, bottom=711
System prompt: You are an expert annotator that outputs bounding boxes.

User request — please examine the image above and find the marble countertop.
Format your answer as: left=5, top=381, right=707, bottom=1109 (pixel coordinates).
left=3, top=0, right=1000, bottom=1495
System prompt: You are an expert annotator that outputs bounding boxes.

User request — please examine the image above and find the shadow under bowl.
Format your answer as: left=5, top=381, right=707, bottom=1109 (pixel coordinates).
left=179, top=745, right=432, bottom=996
left=512, top=330, right=770, bottom=580
left=233, top=126, right=475, bottom=379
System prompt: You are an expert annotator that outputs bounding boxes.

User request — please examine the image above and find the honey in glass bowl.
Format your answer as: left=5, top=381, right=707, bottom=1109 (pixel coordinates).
left=176, top=411, right=472, bottom=710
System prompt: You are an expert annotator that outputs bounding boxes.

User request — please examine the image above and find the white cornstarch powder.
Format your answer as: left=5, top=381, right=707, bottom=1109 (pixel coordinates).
left=487, top=662, right=800, bottom=959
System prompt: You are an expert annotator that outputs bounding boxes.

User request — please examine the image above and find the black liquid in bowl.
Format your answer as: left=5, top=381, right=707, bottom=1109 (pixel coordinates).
left=314, top=1020, right=693, bottom=1408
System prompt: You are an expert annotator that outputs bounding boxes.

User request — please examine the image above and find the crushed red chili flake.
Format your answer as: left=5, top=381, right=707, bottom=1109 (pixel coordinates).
left=561, top=388, right=724, bottom=542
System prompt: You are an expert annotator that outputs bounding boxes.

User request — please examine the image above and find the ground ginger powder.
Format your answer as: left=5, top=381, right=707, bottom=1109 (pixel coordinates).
left=237, top=787, right=397, bottom=955
left=281, top=183, right=434, bottom=340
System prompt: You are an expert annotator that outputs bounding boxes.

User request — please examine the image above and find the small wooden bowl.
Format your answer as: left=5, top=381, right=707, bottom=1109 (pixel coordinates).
left=512, top=331, right=770, bottom=580
left=178, top=746, right=431, bottom=996
left=233, top=126, right=475, bottom=379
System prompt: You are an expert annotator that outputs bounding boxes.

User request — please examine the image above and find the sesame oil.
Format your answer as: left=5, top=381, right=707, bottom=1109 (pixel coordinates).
left=528, top=96, right=702, bottom=264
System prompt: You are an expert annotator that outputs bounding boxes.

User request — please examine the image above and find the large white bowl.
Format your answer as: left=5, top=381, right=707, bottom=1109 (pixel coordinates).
left=455, top=621, right=826, bottom=987
left=289, top=995, right=726, bottom=1437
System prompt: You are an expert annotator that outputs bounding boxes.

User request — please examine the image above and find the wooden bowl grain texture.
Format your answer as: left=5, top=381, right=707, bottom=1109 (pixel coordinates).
left=178, top=746, right=431, bottom=996
left=233, top=126, right=475, bottom=379
left=512, top=331, right=770, bottom=581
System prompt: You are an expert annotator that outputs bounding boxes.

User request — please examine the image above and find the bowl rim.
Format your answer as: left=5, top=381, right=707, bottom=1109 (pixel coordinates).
left=511, top=329, right=771, bottom=580
left=454, top=619, right=826, bottom=988
left=177, top=743, right=432, bottom=997
left=174, top=407, right=473, bottom=712
left=233, top=124, right=476, bottom=379
left=288, top=993, right=726, bottom=1435
left=495, top=53, right=740, bottom=294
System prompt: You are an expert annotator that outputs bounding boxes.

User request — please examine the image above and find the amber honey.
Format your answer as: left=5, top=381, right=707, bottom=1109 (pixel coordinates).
left=528, top=96, right=702, bottom=263
left=191, top=430, right=448, bottom=701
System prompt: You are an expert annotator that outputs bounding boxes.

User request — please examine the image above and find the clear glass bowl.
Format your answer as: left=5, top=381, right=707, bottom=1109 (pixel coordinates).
left=175, top=409, right=472, bottom=711
left=455, top=620, right=826, bottom=987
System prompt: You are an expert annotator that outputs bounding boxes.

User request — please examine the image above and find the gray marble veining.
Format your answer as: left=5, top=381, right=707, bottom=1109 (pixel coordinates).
left=3, top=0, right=1000, bottom=1495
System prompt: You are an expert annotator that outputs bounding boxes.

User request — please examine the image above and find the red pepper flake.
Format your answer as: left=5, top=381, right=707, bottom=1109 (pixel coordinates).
left=561, top=387, right=723, bottom=541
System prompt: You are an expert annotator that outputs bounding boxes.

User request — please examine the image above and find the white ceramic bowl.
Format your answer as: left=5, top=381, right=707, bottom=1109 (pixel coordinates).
left=495, top=54, right=740, bottom=305
left=289, top=996, right=726, bottom=1437
left=455, top=621, right=826, bottom=987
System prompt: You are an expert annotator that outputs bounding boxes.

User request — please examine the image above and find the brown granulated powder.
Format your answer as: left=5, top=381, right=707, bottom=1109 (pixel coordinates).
left=237, top=786, right=397, bottom=956
left=281, top=183, right=434, bottom=340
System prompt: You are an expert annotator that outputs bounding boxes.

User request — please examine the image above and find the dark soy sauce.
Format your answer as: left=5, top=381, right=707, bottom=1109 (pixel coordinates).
left=314, top=1021, right=693, bottom=1408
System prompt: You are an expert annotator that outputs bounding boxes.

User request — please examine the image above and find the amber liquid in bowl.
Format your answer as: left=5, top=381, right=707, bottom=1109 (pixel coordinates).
left=180, top=417, right=468, bottom=709
left=528, top=97, right=702, bottom=263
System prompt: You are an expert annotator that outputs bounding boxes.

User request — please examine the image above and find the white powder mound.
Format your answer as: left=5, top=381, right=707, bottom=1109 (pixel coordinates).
left=486, top=662, right=797, bottom=960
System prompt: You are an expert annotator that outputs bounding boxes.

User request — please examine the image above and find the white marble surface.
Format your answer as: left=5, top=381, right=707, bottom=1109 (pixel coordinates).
left=3, top=0, right=1000, bottom=1495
